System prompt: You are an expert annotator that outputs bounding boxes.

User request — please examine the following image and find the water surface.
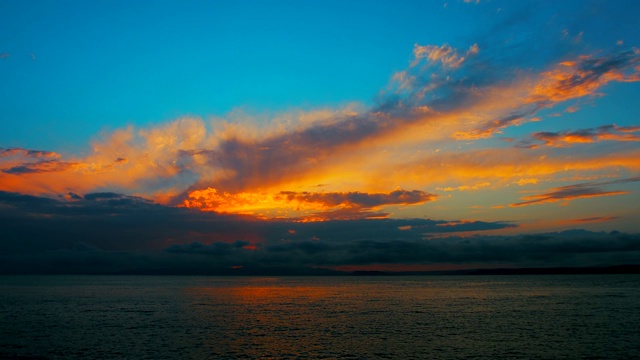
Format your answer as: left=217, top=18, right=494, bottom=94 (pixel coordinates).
left=1, top=275, right=639, bottom=359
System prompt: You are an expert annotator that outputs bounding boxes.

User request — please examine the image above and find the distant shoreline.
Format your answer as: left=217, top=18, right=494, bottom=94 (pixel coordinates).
left=350, top=264, right=640, bottom=276
left=2, top=264, right=639, bottom=276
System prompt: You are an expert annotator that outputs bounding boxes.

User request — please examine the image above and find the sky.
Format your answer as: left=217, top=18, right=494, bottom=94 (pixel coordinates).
left=1, top=0, right=640, bottom=274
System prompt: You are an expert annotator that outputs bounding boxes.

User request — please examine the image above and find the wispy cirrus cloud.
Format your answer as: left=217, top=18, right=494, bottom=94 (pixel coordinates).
left=373, top=147, right=640, bottom=193
left=451, top=50, right=640, bottom=140
left=527, top=50, right=640, bottom=106
left=569, top=216, right=619, bottom=224
left=0, top=148, right=60, bottom=159
left=510, top=177, right=640, bottom=207
left=2, top=160, right=83, bottom=174
left=411, top=43, right=479, bottom=68
left=517, top=124, right=640, bottom=148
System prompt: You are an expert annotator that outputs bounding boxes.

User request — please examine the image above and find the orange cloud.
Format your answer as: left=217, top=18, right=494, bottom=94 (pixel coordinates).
left=569, top=216, right=619, bottom=224
left=517, top=124, right=640, bottom=148
left=375, top=147, right=640, bottom=193
left=510, top=177, right=640, bottom=207
left=2, top=45, right=639, bottom=223
left=437, top=182, right=491, bottom=192
left=182, top=188, right=436, bottom=220
left=528, top=52, right=640, bottom=106
left=512, top=189, right=628, bottom=207
left=0, top=148, right=60, bottom=159
left=450, top=51, right=640, bottom=141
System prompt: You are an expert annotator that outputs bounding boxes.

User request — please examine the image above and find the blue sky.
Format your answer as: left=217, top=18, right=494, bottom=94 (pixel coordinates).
left=2, top=0, right=459, bottom=150
left=5, top=0, right=626, bottom=151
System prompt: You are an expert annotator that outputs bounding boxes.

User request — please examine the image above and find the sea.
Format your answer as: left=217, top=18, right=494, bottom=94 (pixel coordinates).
left=1, top=275, right=639, bottom=359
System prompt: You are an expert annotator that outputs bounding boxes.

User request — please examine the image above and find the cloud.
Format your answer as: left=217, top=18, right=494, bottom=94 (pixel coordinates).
left=3, top=191, right=640, bottom=275
left=0, top=148, right=60, bottom=159
left=367, top=145, right=640, bottom=196
left=517, top=124, right=640, bottom=148
left=511, top=177, right=640, bottom=207
left=0, top=190, right=523, bottom=274
left=412, top=43, right=479, bottom=68
left=166, top=240, right=253, bottom=255
left=279, top=189, right=435, bottom=208
left=172, top=45, right=639, bottom=216
left=2, top=191, right=638, bottom=274
left=527, top=50, right=640, bottom=106
left=286, top=189, right=435, bottom=221
left=2, top=160, right=82, bottom=174
left=570, top=216, right=619, bottom=224
left=437, top=182, right=491, bottom=192
left=451, top=110, right=536, bottom=140
left=1, top=30, right=639, bottom=221
left=181, top=188, right=436, bottom=220
left=451, top=51, right=640, bottom=140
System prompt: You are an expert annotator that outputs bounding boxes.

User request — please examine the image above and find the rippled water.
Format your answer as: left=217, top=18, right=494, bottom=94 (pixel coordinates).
left=1, top=275, right=639, bottom=359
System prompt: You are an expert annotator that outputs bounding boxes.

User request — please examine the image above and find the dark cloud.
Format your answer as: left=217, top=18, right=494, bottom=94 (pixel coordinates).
left=82, top=192, right=153, bottom=203
left=2, top=159, right=79, bottom=174
left=453, top=108, right=539, bottom=140
left=260, top=229, right=640, bottom=270
left=0, top=191, right=518, bottom=274
left=511, top=177, right=640, bottom=207
left=178, top=111, right=398, bottom=194
left=66, top=192, right=83, bottom=200
left=0, top=147, right=60, bottom=159
left=1, top=191, right=638, bottom=274
left=166, top=240, right=251, bottom=255
left=571, top=216, right=619, bottom=224
left=517, top=124, right=640, bottom=148
left=277, top=189, right=436, bottom=209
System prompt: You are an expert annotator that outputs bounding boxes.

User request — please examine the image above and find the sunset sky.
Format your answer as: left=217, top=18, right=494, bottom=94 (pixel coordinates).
left=1, top=0, right=640, bottom=274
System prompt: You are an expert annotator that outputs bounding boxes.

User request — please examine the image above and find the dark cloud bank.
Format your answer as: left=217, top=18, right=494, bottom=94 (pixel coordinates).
left=1, top=191, right=639, bottom=275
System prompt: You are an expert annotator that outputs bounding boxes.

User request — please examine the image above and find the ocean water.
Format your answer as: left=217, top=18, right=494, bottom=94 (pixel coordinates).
left=1, top=275, right=639, bottom=359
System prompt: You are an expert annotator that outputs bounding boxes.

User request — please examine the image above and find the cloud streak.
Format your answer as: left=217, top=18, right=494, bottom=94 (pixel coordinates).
left=2, top=159, right=83, bottom=174
left=569, top=216, right=619, bottom=224
left=0, top=148, right=60, bottom=159
left=511, top=177, right=640, bottom=207
left=517, top=124, right=640, bottom=148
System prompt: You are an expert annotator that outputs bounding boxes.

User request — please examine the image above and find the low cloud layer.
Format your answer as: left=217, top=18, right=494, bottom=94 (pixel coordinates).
left=1, top=191, right=638, bottom=274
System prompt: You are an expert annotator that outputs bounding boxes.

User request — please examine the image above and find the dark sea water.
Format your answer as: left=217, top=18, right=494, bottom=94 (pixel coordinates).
left=1, top=275, right=639, bottom=359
